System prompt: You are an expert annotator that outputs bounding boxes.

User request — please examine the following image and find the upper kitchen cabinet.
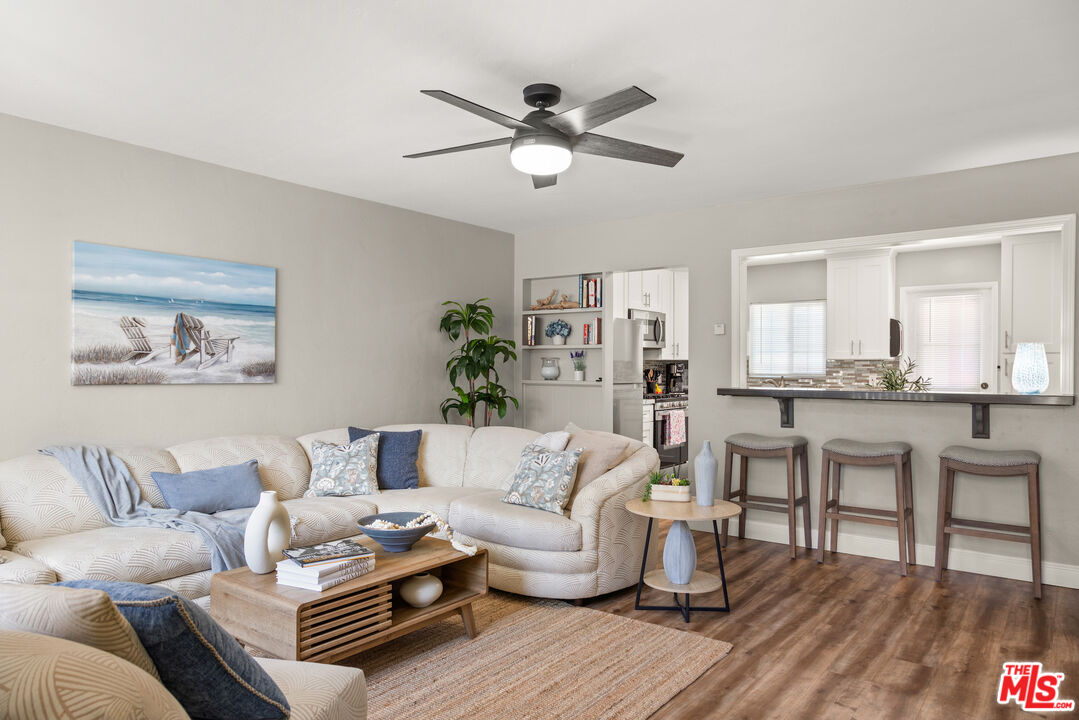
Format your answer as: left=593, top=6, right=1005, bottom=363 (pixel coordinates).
left=826, top=252, right=894, bottom=359
left=662, top=269, right=690, bottom=359
left=1001, top=232, right=1063, bottom=353
left=624, top=269, right=671, bottom=312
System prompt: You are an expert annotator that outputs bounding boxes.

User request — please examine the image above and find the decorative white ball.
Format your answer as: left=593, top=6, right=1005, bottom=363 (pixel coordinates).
left=399, top=572, right=443, bottom=608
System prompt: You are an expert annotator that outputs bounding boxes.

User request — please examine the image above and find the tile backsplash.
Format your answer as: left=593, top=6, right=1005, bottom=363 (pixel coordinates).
left=748, top=358, right=900, bottom=390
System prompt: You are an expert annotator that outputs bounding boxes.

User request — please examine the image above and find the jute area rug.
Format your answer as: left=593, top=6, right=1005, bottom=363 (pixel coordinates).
left=338, top=591, right=732, bottom=720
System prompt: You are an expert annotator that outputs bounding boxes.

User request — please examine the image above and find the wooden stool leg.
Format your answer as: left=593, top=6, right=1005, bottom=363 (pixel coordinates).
left=942, top=468, right=955, bottom=567
left=893, top=455, right=908, bottom=576
left=934, top=460, right=950, bottom=581
left=903, top=454, right=916, bottom=566
left=829, top=461, right=841, bottom=553
left=721, top=444, right=734, bottom=546
left=1028, top=464, right=1042, bottom=599
left=799, top=447, right=812, bottom=552
left=785, top=448, right=797, bottom=558
left=817, top=452, right=830, bottom=563
left=738, top=455, right=748, bottom=540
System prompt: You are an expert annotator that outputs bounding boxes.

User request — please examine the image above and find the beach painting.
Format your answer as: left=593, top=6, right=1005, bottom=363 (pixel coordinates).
left=72, top=242, right=276, bottom=385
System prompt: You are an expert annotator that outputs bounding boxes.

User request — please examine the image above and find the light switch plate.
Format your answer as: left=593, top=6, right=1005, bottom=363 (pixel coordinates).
left=713, top=323, right=726, bottom=335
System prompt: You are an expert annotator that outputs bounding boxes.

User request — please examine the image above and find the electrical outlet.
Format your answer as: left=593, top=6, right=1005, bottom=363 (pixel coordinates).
left=713, top=323, right=726, bottom=335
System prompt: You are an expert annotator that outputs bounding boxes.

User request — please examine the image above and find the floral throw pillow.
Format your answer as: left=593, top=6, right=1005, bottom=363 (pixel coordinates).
left=305, top=435, right=380, bottom=497
left=502, top=443, right=584, bottom=514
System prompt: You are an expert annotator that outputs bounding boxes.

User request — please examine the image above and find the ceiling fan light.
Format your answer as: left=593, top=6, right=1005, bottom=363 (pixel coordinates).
left=510, top=135, right=572, bottom=175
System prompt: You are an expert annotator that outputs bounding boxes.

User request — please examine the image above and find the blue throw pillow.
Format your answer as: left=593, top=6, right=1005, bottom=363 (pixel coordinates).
left=56, top=580, right=289, bottom=720
left=152, top=459, right=264, bottom=514
left=348, top=427, right=421, bottom=490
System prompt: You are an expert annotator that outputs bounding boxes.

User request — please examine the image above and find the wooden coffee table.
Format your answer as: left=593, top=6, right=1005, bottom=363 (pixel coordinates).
left=211, top=535, right=487, bottom=664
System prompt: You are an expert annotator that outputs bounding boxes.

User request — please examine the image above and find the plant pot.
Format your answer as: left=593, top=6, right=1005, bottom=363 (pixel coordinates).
left=552, top=335, right=566, bottom=345
left=399, top=572, right=443, bottom=608
left=650, top=485, right=691, bottom=502
left=540, top=358, right=560, bottom=381
left=244, top=491, right=291, bottom=574
left=574, top=369, right=585, bottom=382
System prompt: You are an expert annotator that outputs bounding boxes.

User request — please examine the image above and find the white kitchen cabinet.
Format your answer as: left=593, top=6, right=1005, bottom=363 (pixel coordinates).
left=1001, top=232, right=1062, bottom=354
left=624, top=269, right=670, bottom=312
left=826, top=253, right=894, bottom=359
left=663, top=269, right=690, bottom=359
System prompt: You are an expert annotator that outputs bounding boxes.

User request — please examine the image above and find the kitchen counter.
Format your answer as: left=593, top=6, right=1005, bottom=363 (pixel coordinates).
left=716, top=386, right=1074, bottom=438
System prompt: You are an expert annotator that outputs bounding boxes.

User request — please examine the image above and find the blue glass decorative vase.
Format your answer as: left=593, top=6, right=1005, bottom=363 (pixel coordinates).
left=694, top=441, right=717, bottom=507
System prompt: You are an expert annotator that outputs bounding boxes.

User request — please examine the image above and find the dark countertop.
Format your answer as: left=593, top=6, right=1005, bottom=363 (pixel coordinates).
left=716, top=387, right=1074, bottom=406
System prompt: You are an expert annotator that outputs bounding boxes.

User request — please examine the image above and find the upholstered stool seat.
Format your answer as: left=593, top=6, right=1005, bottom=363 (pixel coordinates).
left=821, top=439, right=912, bottom=457
left=817, top=438, right=915, bottom=576
left=721, top=433, right=811, bottom=558
left=935, top=446, right=1042, bottom=598
left=724, top=433, right=808, bottom=451
left=939, top=445, right=1041, bottom=467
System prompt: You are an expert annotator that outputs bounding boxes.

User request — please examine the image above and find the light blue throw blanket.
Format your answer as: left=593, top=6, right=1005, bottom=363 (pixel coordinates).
left=40, top=445, right=248, bottom=573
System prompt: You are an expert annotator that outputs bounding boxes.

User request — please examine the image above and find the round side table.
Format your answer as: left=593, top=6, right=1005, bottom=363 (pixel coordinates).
left=625, top=498, right=742, bottom=622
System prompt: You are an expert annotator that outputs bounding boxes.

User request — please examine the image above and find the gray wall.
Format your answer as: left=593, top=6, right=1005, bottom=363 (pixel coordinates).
left=0, top=113, right=514, bottom=459
left=517, top=152, right=1079, bottom=588
left=895, top=243, right=1001, bottom=308
left=747, top=260, right=826, bottom=303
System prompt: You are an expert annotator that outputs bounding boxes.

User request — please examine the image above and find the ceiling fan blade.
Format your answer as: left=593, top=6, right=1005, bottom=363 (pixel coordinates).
left=532, top=174, right=557, bottom=189
left=573, top=133, right=683, bottom=167
left=404, top=137, right=511, bottom=159
left=421, top=90, right=532, bottom=131
left=544, top=86, right=656, bottom=136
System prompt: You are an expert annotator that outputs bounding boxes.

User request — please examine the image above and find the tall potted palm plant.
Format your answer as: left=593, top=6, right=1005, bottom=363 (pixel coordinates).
left=439, top=298, right=518, bottom=427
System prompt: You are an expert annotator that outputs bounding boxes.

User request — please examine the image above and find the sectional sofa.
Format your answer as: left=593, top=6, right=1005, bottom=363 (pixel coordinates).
left=0, top=424, right=659, bottom=605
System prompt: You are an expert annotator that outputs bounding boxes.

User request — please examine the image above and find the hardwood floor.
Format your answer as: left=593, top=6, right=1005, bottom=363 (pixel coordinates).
left=587, top=524, right=1078, bottom=719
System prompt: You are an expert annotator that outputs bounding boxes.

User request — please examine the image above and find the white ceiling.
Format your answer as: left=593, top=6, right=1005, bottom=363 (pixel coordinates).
left=2, top=1, right=1078, bottom=234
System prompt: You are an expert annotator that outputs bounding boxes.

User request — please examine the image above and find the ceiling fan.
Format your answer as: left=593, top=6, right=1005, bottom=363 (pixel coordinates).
left=404, top=83, right=684, bottom=189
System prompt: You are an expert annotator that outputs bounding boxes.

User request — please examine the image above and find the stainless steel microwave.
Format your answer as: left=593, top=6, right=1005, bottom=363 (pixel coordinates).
left=629, top=309, right=666, bottom=349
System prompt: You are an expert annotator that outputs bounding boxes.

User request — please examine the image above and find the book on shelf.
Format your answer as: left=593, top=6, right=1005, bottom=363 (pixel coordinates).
left=583, top=323, right=590, bottom=345
left=282, top=537, right=375, bottom=567
left=575, top=274, right=603, bottom=309
left=523, top=315, right=537, bottom=346
left=594, top=317, right=602, bottom=344
left=276, top=557, right=375, bottom=592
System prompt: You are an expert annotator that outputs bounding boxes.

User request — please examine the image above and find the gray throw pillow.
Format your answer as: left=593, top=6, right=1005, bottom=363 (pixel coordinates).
left=305, top=435, right=380, bottom=497
left=151, top=459, right=264, bottom=514
left=348, top=426, right=422, bottom=490
left=502, top=443, right=584, bottom=514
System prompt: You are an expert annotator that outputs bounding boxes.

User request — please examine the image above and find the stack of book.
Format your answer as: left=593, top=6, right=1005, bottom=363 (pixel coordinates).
left=523, top=315, right=538, bottom=346
left=276, top=537, right=375, bottom=591
left=582, top=317, right=603, bottom=345
left=578, top=274, right=602, bottom=309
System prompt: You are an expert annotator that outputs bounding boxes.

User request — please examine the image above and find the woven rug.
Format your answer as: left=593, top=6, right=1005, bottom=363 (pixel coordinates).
left=339, top=592, right=732, bottom=720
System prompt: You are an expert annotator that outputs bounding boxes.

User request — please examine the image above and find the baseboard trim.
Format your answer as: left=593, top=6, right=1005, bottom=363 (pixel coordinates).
left=690, top=518, right=1079, bottom=590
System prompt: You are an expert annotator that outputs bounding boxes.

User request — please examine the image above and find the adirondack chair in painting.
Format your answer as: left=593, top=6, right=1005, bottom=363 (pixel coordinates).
left=172, top=313, right=239, bottom=371
left=118, top=317, right=172, bottom=365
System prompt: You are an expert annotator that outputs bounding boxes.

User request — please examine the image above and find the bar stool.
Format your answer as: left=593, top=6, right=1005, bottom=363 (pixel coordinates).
left=721, top=433, right=811, bottom=558
left=816, top=439, right=915, bottom=576
left=935, top=446, right=1042, bottom=598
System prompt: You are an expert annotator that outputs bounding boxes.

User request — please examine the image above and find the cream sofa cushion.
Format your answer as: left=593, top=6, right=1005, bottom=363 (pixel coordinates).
left=0, top=549, right=57, bottom=584
left=168, top=435, right=311, bottom=500
left=0, top=447, right=179, bottom=545
left=279, top=496, right=379, bottom=546
left=355, top=487, right=479, bottom=519
left=15, top=526, right=211, bottom=584
left=256, top=657, right=367, bottom=720
left=0, top=583, right=158, bottom=679
left=377, top=424, right=474, bottom=488
left=449, top=490, right=582, bottom=552
left=0, top=629, right=190, bottom=720
left=462, top=426, right=541, bottom=490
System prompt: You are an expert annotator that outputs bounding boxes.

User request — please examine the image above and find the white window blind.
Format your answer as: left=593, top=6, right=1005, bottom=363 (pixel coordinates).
left=749, top=301, right=826, bottom=376
left=901, top=286, right=993, bottom=391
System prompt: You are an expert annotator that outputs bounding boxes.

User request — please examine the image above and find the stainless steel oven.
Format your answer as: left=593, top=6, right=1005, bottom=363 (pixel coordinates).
left=652, top=395, right=688, bottom=468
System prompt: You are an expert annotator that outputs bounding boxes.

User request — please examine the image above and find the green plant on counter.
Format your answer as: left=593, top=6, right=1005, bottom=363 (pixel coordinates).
left=642, top=471, right=690, bottom=500
left=439, top=298, right=519, bottom=427
left=872, top=356, right=932, bottom=392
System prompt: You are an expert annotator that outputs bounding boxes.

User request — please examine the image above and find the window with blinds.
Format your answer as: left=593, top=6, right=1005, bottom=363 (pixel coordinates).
left=900, top=285, right=995, bottom=391
left=749, top=300, right=826, bottom=376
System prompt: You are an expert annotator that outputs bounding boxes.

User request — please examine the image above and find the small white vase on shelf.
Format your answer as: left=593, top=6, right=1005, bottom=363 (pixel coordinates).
left=399, top=572, right=443, bottom=608
left=244, top=490, right=290, bottom=574
left=552, top=335, right=566, bottom=345
left=574, top=369, right=585, bottom=382
left=540, top=358, right=561, bottom=381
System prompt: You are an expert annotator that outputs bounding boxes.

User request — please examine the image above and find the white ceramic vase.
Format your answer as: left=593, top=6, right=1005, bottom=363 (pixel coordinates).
left=552, top=335, right=566, bottom=345
left=574, top=369, right=585, bottom=382
left=244, top=490, right=291, bottom=574
left=399, top=572, right=443, bottom=608
left=663, top=520, right=697, bottom=585
left=694, top=441, right=717, bottom=506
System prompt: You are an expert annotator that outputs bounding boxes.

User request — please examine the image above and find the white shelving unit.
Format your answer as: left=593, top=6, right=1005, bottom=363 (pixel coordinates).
left=517, top=271, right=614, bottom=432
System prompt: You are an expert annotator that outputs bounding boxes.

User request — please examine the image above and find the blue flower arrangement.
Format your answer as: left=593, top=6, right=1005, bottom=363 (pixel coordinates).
left=545, top=319, right=571, bottom=339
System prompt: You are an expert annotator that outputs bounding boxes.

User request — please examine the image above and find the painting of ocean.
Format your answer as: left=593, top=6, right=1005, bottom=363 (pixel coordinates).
left=72, top=242, right=276, bottom=385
